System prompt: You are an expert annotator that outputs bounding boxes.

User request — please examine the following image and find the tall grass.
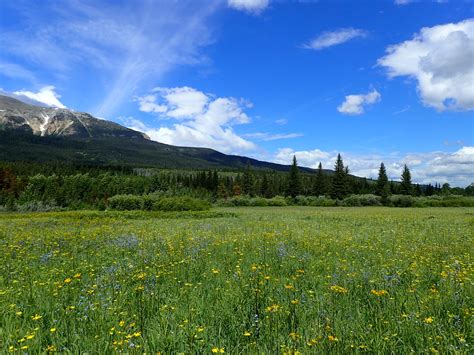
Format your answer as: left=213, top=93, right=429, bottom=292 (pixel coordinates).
left=0, top=207, right=472, bottom=353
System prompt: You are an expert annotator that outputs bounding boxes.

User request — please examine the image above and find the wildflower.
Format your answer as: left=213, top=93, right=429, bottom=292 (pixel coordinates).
left=74, top=273, right=81, bottom=278
left=330, top=285, right=348, bottom=294
left=46, top=345, right=57, bottom=352
left=26, top=334, right=34, bottom=340
left=31, top=314, right=42, bottom=321
left=284, top=284, right=294, bottom=289
left=133, top=332, right=141, bottom=337
left=289, top=332, right=299, bottom=340
left=119, top=320, right=125, bottom=327
left=50, top=328, right=56, bottom=333
left=424, top=317, right=434, bottom=324
left=21, top=346, right=28, bottom=350
left=291, top=299, right=299, bottom=305
left=15, top=311, right=22, bottom=316
left=328, top=335, right=339, bottom=342
left=371, top=289, right=388, bottom=297
left=212, top=268, right=219, bottom=274
left=244, top=331, right=251, bottom=336
left=265, top=304, right=282, bottom=313
left=307, top=338, right=318, bottom=347
left=64, top=278, right=72, bottom=284
left=211, top=347, right=225, bottom=353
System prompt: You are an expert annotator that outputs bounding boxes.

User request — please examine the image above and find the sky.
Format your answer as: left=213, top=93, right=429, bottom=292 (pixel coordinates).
left=0, top=0, right=473, bottom=187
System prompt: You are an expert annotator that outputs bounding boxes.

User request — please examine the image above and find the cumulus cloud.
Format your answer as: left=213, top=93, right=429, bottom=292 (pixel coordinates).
left=303, top=28, right=368, bottom=50
left=337, top=89, right=381, bottom=115
left=378, top=19, right=474, bottom=111
left=228, top=0, right=269, bottom=14
left=132, top=87, right=256, bottom=154
left=273, top=146, right=474, bottom=187
left=13, top=86, right=66, bottom=108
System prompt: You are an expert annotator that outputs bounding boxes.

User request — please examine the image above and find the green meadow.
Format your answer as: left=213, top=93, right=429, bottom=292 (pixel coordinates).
left=1, top=207, right=472, bottom=353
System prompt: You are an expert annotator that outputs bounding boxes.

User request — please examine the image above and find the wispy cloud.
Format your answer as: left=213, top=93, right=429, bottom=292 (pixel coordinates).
left=244, top=132, right=303, bottom=141
left=302, top=28, right=368, bottom=50
left=228, top=0, right=270, bottom=15
left=0, top=1, right=219, bottom=117
left=337, top=89, right=381, bottom=115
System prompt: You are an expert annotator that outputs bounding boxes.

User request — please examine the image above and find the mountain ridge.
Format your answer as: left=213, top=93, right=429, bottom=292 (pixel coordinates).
left=0, top=95, right=325, bottom=173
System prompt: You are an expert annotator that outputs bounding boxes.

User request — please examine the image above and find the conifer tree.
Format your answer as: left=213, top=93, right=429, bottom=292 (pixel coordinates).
left=331, top=154, right=347, bottom=200
left=400, top=164, right=412, bottom=195
left=242, top=162, right=254, bottom=196
left=287, top=156, right=301, bottom=198
left=376, top=162, right=390, bottom=204
left=313, top=162, right=326, bottom=196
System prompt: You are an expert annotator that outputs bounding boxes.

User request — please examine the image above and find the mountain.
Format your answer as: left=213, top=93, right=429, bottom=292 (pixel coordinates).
left=0, top=95, right=319, bottom=172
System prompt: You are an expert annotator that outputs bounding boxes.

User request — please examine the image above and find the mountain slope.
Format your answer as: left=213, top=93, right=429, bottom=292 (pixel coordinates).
left=0, top=95, right=321, bottom=172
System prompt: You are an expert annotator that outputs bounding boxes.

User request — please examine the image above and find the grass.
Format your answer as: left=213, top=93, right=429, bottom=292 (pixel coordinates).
left=0, top=207, right=472, bottom=353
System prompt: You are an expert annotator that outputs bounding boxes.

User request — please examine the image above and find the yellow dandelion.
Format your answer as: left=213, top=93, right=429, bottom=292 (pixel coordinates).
left=330, top=285, right=348, bottom=294
left=64, top=278, right=72, bottom=284
left=50, top=328, right=56, bottom=333
left=211, top=347, right=225, bottom=353
left=31, top=314, right=42, bottom=321
left=328, top=335, right=339, bottom=342
left=424, top=317, right=434, bottom=324
left=371, top=289, right=388, bottom=297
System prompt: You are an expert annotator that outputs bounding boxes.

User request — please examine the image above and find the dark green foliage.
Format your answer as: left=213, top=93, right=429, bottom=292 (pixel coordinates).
left=331, top=154, right=347, bottom=200
left=108, top=194, right=211, bottom=211
left=312, top=162, right=328, bottom=196
left=286, top=156, right=301, bottom=198
left=376, top=162, right=390, bottom=204
left=400, top=165, right=413, bottom=195
left=242, top=162, right=254, bottom=196
left=343, top=194, right=382, bottom=207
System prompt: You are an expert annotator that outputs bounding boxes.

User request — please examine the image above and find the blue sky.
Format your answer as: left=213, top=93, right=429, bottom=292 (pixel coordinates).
left=0, top=0, right=473, bottom=186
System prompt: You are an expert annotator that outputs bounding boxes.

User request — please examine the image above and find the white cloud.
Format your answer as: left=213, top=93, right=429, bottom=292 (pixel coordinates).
left=0, top=2, right=218, bottom=117
left=228, top=0, right=270, bottom=14
left=378, top=19, right=474, bottom=111
left=337, top=89, right=381, bottom=115
left=13, top=86, right=66, bottom=108
left=132, top=87, right=256, bottom=154
left=303, top=28, right=368, bottom=50
left=244, top=132, right=303, bottom=141
left=275, top=118, right=288, bottom=125
left=273, top=146, right=474, bottom=187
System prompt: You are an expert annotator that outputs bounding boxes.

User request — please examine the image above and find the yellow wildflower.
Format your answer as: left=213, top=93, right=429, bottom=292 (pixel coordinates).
left=50, top=328, right=56, bottom=333
left=31, top=314, right=42, bottom=321
left=424, top=317, right=434, bottom=324
left=330, top=285, right=348, bottom=294
left=328, top=335, right=339, bottom=342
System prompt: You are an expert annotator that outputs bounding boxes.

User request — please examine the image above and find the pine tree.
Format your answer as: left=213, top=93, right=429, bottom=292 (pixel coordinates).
left=313, top=162, right=326, bottom=196
left=242, top=161, right=254, bottom=196
left=331, top=154, right=347, bottom=200
left=287, top=156, right=301, bottom=198
left=260, top=174, right=272, bottom=198
left=376, top=162, right=390, bottom=204
left=400, top=164, right=412, bottom=195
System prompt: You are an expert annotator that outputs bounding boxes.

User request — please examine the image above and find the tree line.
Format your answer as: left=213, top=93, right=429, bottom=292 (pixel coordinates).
left=0, top=155, right=472, bottom=210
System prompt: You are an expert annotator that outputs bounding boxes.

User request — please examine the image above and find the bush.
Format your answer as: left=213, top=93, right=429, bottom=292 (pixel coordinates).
left=389, top=195, right=415, bottom=207
left=250, top=197, right=269, bottom=207
left=343, top=194, right=381, bottom=207
left=108, top=194, right=143, bottom=211
left=267, top=196, right=287, bottom=206
left=16, top=200, right=60, bottom=212
left=108, top=194, right=211, bottom=212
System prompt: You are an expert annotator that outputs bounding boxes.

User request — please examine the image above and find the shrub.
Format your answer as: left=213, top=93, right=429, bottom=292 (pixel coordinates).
left=108, top=194, right=143, bottom=211
left=267, top=196, right=287, bottom=206
left=250, top=197, right=269, bottom=207
left=389, top=195, right=415, bottom=207
left=343, top=194, right=381, bottom=207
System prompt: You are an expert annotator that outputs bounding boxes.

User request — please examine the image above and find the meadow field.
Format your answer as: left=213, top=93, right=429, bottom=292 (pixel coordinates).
left=0, top=207, right=472, bottom=353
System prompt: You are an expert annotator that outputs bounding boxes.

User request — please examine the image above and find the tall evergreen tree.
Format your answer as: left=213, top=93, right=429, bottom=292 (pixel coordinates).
left=286, top=156, right=301, bottom=198
left=242, top=161, right=254, bottom=196
left=331, top=154, right=347, bottom=200
left=400, top=164, right=412, bottom=195
left=376, top=162, right=390, bottom=204
left=313, top=162, right=326, bottom=196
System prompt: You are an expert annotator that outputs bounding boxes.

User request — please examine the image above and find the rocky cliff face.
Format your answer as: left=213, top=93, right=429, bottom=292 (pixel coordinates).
left=0, top=95, right=149, bottom=140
